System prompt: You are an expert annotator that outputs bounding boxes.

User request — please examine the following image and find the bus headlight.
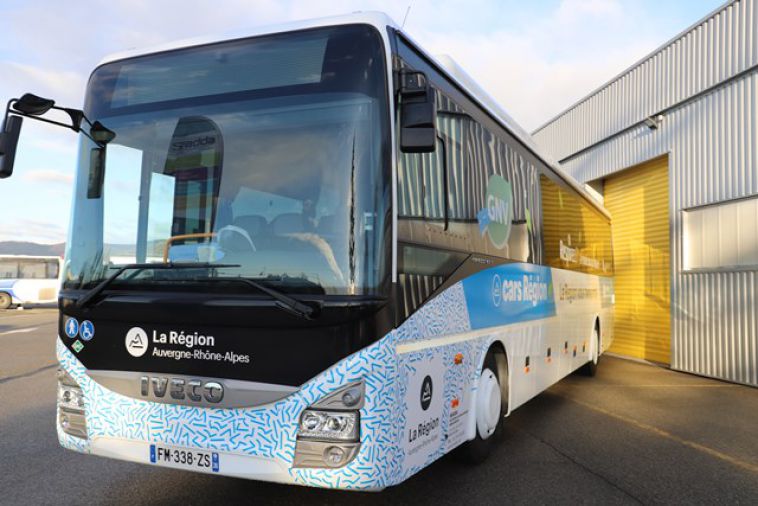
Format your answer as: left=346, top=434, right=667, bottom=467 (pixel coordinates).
left=298, top=410, right=358, bottom=441
left=57, top=368, right=87, bottom=439
left=293, top=381, right=364, bottom=468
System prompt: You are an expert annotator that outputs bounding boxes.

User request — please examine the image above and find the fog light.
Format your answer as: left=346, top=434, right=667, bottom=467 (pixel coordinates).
left=341, top=388, right=361, bottom=407
left=324, top=446, right=346, bottom=467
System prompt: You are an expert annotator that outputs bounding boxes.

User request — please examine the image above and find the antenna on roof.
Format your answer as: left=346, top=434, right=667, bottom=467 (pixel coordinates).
left=401, top=4, right=412, bottom=30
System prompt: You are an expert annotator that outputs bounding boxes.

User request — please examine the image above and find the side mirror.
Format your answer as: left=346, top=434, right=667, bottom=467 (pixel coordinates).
left=0, top=92, right=117, bottom=181
left=399, top=70, right=437, bottom=153
left=12, top=93, right=55, bottom=116
left=0, top=115, right=23, bottom=179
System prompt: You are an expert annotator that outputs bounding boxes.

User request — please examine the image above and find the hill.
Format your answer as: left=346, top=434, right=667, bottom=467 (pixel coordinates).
left=0, top=241, right=66, bottom=256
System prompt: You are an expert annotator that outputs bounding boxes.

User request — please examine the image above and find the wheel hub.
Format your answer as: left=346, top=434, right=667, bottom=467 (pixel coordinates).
left=476, top=368, right=501, bottom=439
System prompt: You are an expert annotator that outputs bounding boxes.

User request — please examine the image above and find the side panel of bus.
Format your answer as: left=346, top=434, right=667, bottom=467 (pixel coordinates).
left=391, top=263, right=611, bottom=482
left=391, top=35, right=614, bottom=481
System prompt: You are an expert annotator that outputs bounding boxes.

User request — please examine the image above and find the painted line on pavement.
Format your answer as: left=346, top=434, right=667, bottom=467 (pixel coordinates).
left=0, top=327, right=39, bottom=336
left=601, top=384, right=738, bottom=388
left=561, top=394, right=758, bottom=475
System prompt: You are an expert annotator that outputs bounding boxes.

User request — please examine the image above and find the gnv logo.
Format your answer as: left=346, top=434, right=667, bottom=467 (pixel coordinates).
left=125, top=327, right=149, bottom=357
left=476, top=175, right=514, bottom=249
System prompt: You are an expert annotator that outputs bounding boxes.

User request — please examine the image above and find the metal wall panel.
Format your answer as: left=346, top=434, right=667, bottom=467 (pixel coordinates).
left=533, top=0, right=757, bottom=163
left=531, top=0, right=758, bottom=386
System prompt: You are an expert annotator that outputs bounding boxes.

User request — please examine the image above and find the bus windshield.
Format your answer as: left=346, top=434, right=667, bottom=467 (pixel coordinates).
left=64, top=25, right=390, bottom=296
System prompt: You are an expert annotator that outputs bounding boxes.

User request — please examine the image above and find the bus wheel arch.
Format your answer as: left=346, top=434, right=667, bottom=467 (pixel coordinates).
left=489, top=342, right=509, bottom=414
left=594, top=317, right=601, bottom=362
left=0, top=292, right=12, bottom=310
left=456, top=342, right=508, bottom=464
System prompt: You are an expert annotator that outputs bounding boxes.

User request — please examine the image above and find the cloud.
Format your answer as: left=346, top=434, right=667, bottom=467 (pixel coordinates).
left=0, top=218, right=66, bottom=244
left=0, top=61, right=85, bottom=106
left=556, top=0, right=624, bottom=21
left=25, top=136, right=78, bottom=157
left=21, top=169, right=74, bottom=185
left=408, top=0, right=667, bottom=130
left=0, top=0, right=723, bottom=247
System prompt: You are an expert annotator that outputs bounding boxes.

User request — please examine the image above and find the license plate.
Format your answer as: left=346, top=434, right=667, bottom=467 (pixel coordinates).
left=149, top=444, right=219, bottom=473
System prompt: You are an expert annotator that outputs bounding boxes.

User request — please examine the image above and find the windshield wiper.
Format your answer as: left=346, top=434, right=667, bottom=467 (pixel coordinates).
left=195, top=277, right=318, bottom=320
left=75, top=262, right=240, bottom=309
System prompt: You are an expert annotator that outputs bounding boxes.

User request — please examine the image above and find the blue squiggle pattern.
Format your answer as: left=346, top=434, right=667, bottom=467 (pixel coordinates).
left=57, top=279, right=494, bottom=489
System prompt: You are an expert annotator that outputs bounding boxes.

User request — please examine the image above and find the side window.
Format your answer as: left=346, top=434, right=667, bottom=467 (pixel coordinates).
left=398, top=90, right=457, bottom=222
left=47, top=260, right=60, bottom=279
left=437, top=94, right=469, bottom=222
left=398, top=140, right=441, bottom=219
left=540, top=175, right=612, bottom=276
left=465, top=116, right=536, bottom=262
left=0, top=260, right=18, bottom=279
left=398, top=74, right=540, bottom=264
left=396, top=82, right=468, bottom=319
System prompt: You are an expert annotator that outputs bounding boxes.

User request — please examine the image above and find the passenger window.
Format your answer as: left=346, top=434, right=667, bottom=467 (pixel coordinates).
left=540, top=175, right=612, bottom=275
left=398, top=133, right=444, bottom=220
left=397, top=90, right=467, bottom=224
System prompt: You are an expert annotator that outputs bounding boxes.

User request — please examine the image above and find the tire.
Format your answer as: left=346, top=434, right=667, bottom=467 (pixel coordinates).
left=579, top=324, right=601, bottom=377
left=456, top=349, right=507, bottom=464
left=0, top=292, right=11, bottom=310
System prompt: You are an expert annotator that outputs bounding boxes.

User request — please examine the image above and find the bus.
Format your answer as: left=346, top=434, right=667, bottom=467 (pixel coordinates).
left=0, top=255, right=62, bottom=309
left=0, top=12, right=613, bottom=490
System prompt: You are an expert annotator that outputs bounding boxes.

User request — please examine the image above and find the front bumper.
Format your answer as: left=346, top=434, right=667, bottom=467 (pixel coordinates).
left=56, top=338, right=398, bottom=490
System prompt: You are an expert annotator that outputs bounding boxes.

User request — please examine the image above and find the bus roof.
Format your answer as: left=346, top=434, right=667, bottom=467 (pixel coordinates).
left=98, top=11, right=398, bottom=67
left=0, top=255, right=61, bottom=260
left=97, top=11, right=609, bottom=219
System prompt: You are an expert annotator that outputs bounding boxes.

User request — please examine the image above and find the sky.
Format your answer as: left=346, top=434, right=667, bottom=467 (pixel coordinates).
left=0, top=0, right=725, bottom=244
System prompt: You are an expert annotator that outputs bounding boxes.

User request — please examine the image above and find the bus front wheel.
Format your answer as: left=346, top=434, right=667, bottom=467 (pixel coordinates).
left=0, top=292, right=12, bottom=310
left=456, top=347, right=507, bottom=464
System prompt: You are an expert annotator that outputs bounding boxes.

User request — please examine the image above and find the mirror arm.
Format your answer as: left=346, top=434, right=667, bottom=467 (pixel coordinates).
left=50, top=105, right=86, bottom=132
left=4, top=96, right=103, bottom=145
left=6, top=108, right=101, bottom=146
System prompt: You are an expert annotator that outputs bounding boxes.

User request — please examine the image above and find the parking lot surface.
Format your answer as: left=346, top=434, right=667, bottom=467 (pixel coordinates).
left=1, top=308, right=756, bottom=505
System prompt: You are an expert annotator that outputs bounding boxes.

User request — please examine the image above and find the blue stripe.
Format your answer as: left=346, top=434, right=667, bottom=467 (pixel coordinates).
left=461, top=263, right=556, bottom=329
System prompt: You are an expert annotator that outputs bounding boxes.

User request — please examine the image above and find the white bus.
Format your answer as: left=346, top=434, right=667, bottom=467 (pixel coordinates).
left=0, top=255, right=62, bottom=309
left=0, top=12, right=613, bottom=490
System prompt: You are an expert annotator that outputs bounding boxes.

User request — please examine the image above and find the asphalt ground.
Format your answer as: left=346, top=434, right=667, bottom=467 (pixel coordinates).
left=1, top=308, right=756, bottom=505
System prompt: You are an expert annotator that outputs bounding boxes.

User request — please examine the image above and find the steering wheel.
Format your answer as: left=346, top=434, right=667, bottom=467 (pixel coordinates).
left=217, top=225, right=257, bottom=253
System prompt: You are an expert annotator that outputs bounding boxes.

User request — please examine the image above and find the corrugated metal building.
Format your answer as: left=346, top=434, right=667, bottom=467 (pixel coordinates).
left=532, top=0, right=757, bottom=386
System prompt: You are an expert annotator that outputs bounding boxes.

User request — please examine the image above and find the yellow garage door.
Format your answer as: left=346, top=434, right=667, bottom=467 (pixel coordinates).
left=604, top=156, right=670, bottom=364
